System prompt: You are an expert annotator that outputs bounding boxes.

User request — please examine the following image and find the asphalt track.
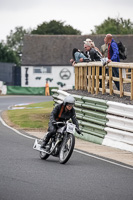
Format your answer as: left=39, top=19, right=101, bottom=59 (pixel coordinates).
left=0, top=96, right=133, bottom=200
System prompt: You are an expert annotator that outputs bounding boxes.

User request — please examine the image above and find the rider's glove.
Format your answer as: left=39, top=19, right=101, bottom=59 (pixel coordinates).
left=77, top=129, right=82, bottom=135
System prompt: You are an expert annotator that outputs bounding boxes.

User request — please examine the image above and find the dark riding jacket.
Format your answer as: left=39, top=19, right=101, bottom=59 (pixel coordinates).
left=49, top=103, right=79, bottom=128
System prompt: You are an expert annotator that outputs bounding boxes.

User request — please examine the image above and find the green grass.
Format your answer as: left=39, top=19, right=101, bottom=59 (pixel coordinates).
left=7, top=101, right=54, bottom=130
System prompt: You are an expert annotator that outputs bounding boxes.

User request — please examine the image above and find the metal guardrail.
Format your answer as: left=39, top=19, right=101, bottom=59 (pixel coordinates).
left=104, top=101, right=133, bottom=152
left=51, top=89, right=133, bottom=152
left=51, top=89, right=108, bottom=145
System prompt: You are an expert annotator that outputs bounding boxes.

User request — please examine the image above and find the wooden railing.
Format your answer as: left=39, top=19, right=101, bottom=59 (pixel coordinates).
left=74, top=62, right=133, bottom=100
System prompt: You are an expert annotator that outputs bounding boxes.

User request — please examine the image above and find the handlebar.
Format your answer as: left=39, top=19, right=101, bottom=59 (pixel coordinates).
left=53, top=121, right=65, bottom=125
left=53, top=121, right=83, bottom=136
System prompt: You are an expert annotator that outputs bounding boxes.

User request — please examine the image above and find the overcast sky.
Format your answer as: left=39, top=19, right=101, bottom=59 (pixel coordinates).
left=0, top=0, right=133, bottom=42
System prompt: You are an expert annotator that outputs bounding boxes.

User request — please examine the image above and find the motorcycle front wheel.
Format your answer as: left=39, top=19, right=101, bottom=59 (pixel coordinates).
left=59, top=133, right=75, bottom=164
left=40, top=151, right=50, bottom=160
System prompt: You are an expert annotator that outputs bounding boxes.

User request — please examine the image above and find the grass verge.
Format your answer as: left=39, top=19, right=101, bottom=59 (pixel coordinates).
left=6, top=101, right=53, bottom=131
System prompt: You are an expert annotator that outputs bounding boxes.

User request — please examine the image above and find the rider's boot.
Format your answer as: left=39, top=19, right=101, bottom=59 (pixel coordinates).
left=41, top=137, right=49, bottom=149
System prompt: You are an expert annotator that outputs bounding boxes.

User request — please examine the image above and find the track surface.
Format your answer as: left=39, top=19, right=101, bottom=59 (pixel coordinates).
left=0, top=96, right=133, bottom=200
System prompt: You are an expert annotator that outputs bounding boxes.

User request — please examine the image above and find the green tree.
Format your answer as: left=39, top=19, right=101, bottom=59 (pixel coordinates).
left=0, top=42, right=19, bottom=65
left=91, top=17, right=133, bottom=34
left=31, top=20, right=81, bottom=35
left=6, top=26, right=31, bottom=65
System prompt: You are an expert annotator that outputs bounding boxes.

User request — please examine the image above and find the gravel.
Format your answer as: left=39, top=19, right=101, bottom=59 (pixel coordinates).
left=66, top=83, right=133, bottom=105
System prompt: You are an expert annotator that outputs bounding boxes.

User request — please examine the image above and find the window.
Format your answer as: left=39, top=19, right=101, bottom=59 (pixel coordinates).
left=33, top=67, right=51, bottom=73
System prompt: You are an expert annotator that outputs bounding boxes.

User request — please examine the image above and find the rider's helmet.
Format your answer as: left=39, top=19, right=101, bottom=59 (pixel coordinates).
left=63, top=95, right=75, bottom=106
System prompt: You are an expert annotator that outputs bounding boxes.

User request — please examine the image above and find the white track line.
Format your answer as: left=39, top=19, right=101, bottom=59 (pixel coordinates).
left=74, top=149, right=133, bottom=171
left=0, top=116, right=35, bottom=140
left=1, top=116, right=133, bottom=170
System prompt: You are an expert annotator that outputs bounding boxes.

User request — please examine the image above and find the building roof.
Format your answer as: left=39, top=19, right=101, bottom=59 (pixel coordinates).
left=22, top=34, right=133, bottom=66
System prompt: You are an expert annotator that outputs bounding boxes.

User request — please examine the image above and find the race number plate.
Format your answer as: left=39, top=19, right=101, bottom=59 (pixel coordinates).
left=66, top=123, right=76, bottom=134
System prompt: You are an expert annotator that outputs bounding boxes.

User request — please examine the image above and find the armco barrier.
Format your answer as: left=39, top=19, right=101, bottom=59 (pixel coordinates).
left=103, top=101, right=133, bottom=152
left=107, top=101, right=133, bottom=118
left=106, top=115, right=133, bottom=132
left=52, top=89, right=69, bottom=104
left=103, top=127, right=133, bottom=152
left=51, top=89, right=133, bottom=152
left=51, top=89, right=108, bottom=145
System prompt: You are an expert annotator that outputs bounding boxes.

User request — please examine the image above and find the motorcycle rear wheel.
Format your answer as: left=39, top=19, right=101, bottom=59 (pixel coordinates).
left=59, top=133, right=75, bottom=164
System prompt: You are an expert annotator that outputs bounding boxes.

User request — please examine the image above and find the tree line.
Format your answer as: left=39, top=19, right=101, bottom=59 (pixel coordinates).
left=0, top=17, right=133, bottom=65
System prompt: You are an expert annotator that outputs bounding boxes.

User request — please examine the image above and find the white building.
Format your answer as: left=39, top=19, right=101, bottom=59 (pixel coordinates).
left=21, top=35, right=76, bottom=89
left=21, top=65, right=74, bottom=89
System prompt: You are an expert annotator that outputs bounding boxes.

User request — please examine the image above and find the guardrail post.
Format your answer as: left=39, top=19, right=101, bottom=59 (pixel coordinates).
left=88, top=66, right=91, bottom=92
left=78, top=67, right=81, bottom=90
left=131, top=68, right=133, bottom=100
left=80, top=67, right=83, bottom=90
left=75, top=67, right=78, bottom=90
left=109, top=66, right=113, bottom=95
left=102, top=66, right=106, bottom=94
left=91, top=66, right=95, bottom=94
left=84, top=67, right=87, bottom=90
left=96, top=66, right=99, bottom=94
left=119, top=68, right=123, bottom=97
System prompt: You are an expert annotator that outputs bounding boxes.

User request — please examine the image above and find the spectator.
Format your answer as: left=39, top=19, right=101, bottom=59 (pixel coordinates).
left=45, top=80, right=50, bottom=96
left=100, top=37, right=108, bottom=57
left=101, top=37, right=109, bottom=87
left=70, top=48, right=90, bottom=66
left=84, top=42, right=102, bottom=62
left=83, top=42, right=92, bottom=61
left=84, top=38, right=102, bottom=58
left=105, top=34, right=120, bottom=90
left=84, top=42, right=102, bottom=87
left=83, top=38, right=92, bottom=43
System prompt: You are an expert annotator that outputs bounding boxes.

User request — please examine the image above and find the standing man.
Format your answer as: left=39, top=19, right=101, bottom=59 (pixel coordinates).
left=105, top=34, right=120, bottom=90
left=100, top=37, right=108, bottom=58
left=84, top=42, right=102, bottom=87
left=45, top=80, right=50, bottom=96
left=101, top=37, right=109, bottom=86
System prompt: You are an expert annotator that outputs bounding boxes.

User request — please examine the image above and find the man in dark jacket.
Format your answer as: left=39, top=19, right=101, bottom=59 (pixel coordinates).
left=105, top=34, right=120, bottom=90
left=41, top=95, right=80, bottom=148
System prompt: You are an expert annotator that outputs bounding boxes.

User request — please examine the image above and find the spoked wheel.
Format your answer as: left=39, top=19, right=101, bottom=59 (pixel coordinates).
left=40, top=151, right=50, bottom=160
left=59, top=133, right=75, bottom=164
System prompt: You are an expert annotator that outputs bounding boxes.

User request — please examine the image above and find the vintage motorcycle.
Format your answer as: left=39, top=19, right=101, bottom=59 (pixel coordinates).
left=33, top=121, right=82, bottom=164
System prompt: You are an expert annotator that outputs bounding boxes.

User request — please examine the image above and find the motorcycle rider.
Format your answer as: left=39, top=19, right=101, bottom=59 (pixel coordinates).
left=41, top=95, right=81, bottom=149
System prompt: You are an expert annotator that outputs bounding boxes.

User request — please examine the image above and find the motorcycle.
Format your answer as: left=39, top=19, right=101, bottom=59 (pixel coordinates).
left=33, top=121, right=82, bottom=164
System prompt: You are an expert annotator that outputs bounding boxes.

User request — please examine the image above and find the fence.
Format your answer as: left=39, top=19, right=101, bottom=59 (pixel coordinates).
left=74, top=61, right=133, bottom=100
left=51, top=89, right=133, bottom=152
